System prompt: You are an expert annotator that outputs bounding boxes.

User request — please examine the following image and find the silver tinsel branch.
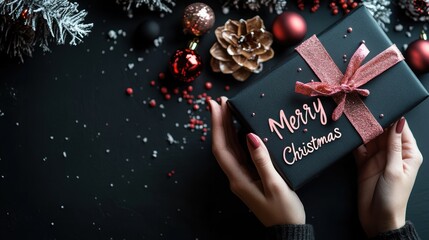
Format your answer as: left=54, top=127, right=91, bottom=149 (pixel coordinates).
left=115, top=0, right=176, bottom=16
left=0, top=0, right=93, bottom=61
left=221, top=0, right=287, bottom=15
left=361, top=0, right=392, bottom=32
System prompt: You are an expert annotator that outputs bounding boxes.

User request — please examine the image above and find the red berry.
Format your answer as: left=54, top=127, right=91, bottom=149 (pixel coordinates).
left=164, top=94, right=171, bottom=100
left=160, top=87, right=168, bottom=94
left=150, top=80, right=156, bottom=86
left=200, top=136, right=206, bottom=141
left=149, top=99, right=156, bottom=108
left=193, top=104, right=199, bottom=111
left=205, top=82, right=212, bottom=90
left=224, top=85, right=230, bottom=91
left=126, top=87, right=133, bottom=95
left=187, top=86, right=193, bottom=92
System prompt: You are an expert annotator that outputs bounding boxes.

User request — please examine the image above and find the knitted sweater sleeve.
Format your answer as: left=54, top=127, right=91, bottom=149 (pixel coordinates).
left=369, top=221, right=420, bottom=240
left=266, top=224, right=315, bottom=240
left=266, top=221, right=419, bottom=240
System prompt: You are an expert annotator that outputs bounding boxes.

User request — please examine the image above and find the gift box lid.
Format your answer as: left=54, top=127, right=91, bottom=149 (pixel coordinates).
left=227, top=6, right=429, bottom=190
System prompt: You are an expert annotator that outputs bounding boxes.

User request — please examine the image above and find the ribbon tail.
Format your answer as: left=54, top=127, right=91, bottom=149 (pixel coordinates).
left=332, top=94, right=346, bottom=121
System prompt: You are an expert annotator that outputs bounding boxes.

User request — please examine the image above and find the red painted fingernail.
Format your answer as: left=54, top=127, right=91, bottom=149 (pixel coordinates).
left=247, top=133, right=260, bottom=149
left=396, top=117, right=405, bottom=134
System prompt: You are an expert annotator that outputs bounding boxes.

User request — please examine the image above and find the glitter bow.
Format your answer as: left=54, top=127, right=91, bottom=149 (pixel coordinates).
left=295, top=35, right=404, bottom=143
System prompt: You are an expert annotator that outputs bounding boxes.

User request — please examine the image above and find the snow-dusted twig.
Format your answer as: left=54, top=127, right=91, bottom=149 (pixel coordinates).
left=221, top=0, right=287, bottom=15
left=361, top=0, right=392, bottom=32
left=0, top=0, right=93, bottom=61
left=115, top=0, right=176, bottom=16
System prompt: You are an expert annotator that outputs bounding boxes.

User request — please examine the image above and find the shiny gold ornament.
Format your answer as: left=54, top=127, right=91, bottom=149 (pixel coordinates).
left=210, top=16, right=274, bottom=81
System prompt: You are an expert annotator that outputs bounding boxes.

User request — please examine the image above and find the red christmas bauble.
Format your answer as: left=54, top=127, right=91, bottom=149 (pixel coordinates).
left=169, top=48, right=203, bottom=83
left=405, top=38, right=429, bottom=74
left=272, top=11, right=307, bottom=45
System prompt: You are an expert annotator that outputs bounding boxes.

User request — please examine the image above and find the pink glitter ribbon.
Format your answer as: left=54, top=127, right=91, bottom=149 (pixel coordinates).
left=295, top=35, right=404, bottom=143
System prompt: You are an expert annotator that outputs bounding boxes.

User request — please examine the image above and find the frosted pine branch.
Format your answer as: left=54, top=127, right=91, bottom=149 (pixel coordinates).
left=361, top=0, right=392, bottom=32
left=0, top=0, right=93, bottom=61
left=116, top=0, right=176, bottom=16
left=221, top=0, right=287, bottom=14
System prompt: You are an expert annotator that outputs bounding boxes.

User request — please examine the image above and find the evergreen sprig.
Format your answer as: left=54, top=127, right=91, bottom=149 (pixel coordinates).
left=0, top=0, right=93, bottom=62
left=115, top=0, right=176, bottom=16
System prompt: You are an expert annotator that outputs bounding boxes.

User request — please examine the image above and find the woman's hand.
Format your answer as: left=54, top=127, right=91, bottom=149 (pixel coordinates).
left=353, top=117, right=423, bottom=237
left=209, top=97, right=305, bottom=226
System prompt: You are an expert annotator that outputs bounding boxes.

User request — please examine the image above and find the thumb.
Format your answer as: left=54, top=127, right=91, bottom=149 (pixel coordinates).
left=385, top=117, right=406, bottom=176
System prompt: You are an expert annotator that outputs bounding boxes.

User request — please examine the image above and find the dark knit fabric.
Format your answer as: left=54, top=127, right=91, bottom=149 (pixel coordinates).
left=369, top=221, right=420, bottom=240
left=266, top=221, right=419, bottom=240
left=266, top=224, right=315, bottom=240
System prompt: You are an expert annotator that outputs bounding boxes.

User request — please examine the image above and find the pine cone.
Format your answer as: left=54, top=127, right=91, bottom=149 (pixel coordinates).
left=210, top=16, right=274, bottom=81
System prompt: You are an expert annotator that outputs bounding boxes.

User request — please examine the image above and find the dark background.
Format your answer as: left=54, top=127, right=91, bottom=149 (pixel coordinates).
left=0, top=0, right=428, bottom=239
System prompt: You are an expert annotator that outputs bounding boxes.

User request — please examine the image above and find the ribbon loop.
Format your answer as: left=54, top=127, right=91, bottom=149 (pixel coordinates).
left=295, top=35, right=404, bottom=143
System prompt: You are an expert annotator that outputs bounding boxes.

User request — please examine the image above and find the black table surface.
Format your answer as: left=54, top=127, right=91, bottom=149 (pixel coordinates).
left=1, top=1, right=428, bottom=239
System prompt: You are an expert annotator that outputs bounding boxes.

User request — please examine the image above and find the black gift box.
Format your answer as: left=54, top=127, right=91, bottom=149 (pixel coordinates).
left=227, top=6, right=429, bottom=190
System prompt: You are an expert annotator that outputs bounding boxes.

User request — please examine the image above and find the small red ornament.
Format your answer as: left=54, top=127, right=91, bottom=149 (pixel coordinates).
left=272, top=11, right=307, bottom=46
left=169, top=38, right=203, bottom=83
left=405, top=31, right=429, bottom=74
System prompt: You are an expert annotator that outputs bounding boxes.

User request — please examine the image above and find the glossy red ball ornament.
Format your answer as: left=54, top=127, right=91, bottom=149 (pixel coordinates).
left=169, top=39, right=203, bottom=83
left=272, top=11, right=307, bottom=45
left=405, top=31, right=429, bottom=74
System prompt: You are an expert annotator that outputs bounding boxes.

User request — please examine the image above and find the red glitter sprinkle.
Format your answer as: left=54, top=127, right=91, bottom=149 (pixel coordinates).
left=160, top=87, right=168, bottom=94
left=158, top=72, right=165, bottom=80
left=193, top=104, right=200, bottom=111
left=149, top=99, right=156, bottom=108
left=167, top=170, right=175, bottom=177
left=205, top=82, right=212, bottom=90
left=225, top=85, right=230, bottom=91
left=173, top=88, right=179, bottom=95
left=126, top=88, right=133, bottom=95
left=200, top=136, right=206, bottom=141
left=164, top=94, right=171, bottom=100
left=150, top=80, right=156, bottom=86
left=187, top=86, right=193, bottom=92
